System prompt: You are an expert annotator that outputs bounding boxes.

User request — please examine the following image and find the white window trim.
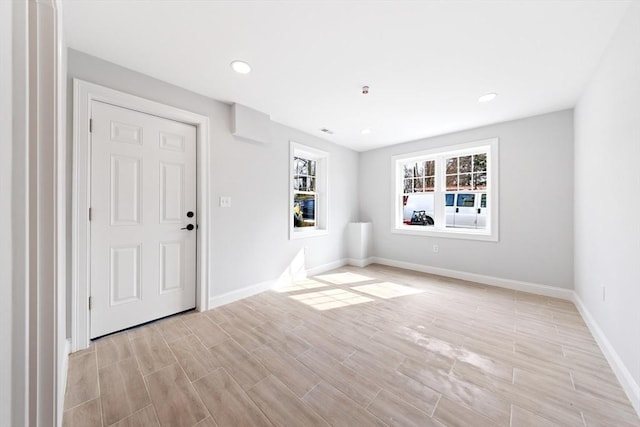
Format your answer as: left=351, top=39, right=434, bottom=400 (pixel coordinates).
left=390, top=138, right=499, bottom=242
left=290, top=142, right=329, bottom=240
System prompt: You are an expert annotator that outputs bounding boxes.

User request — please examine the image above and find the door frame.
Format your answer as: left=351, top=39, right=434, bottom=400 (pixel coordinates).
left=72, top=79, right=211, bottom=351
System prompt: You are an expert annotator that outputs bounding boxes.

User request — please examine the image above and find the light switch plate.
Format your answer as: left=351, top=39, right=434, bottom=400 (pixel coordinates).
left=220, top=196, right=231, bottom=208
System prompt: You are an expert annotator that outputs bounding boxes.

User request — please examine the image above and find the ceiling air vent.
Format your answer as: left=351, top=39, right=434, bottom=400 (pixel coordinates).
left=320, top=128, right=334, bottom=135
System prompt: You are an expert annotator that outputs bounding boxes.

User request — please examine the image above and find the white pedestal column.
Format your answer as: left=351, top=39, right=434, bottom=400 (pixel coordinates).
left=347, top=222, right=373, bottom=267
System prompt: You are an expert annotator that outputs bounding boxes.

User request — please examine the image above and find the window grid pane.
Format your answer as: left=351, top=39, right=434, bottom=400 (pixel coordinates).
left=446, top=175, right=458, bottom=191
left=425, top=177, right=435, bottom=191
left=473, top=153, right=487, bottom=172
left=444, top=152, right=488, bottom=191
left=459, top=155, right=472, bottom=173
left=403, top=179, right=412, bottom=193
left=446, top=158, right=458, bottom=174
left=474, top=172, right=487, bottom=190
left=402, top=159, right=436, bottom=193
left=425, top=160, right=435, bottom=177
left=459, top=173, right=472, bottom=190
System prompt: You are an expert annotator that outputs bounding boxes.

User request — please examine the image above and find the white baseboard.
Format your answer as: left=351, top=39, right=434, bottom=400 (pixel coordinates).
left=58, top=338, right=71, bottom=425
left=208, top=279, right=277, bottom=309
left=370, top=257, right=574, bottom=300
left=573, top=293, right=640, bottom=416
left=207, top=258, right=348, bottom=309
left=346, top=257, right=374, bottom=268
left=305, top=259, right=348, bottom=277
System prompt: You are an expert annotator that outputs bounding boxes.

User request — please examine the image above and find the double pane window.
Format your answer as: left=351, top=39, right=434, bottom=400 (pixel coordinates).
left=392, top=138, right=498, bottom=241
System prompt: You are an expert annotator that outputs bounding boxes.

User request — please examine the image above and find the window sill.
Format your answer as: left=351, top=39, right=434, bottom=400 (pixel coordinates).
left=391, top=225, right=498, bottom=242
left=290, top=228, right=328, bottom=240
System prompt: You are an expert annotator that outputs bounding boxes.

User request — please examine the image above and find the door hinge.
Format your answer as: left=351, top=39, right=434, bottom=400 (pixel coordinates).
left=89, top=118, right=93, bottom=133
left=89, top=207, right=92, bottom=221
left=89, top=296, right=93, bottom=310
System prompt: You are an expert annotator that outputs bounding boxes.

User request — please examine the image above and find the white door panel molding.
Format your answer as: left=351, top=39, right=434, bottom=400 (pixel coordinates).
left=90, top=101, right=197, bottom=337
left=72, top=79, right=211, bottom=350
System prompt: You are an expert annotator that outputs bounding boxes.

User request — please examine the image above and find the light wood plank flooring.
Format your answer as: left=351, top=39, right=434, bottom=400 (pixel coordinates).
left=63, top=264, right=640, bottom=427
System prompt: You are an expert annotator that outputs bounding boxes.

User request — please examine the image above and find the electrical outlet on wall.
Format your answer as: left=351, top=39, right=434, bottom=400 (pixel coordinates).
left=602, top=286, right=606, bottom=302
left=433, top=244, right=439, bottom=253
left=219, top=196, right=231, bottom=208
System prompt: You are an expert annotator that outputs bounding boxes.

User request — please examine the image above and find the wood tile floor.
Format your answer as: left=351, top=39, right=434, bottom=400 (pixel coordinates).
left=63, top=264, right=640, bottom=427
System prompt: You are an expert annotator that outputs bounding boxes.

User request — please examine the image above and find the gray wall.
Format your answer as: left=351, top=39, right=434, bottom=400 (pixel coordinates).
left=359, top=110, right=574, bottom=289
left=66, top=49, right=359, bottom=326
left=574, top=2, right=640, bottom=397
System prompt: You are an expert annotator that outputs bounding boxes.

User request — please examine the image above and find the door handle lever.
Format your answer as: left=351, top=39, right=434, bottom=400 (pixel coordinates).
left=181, top=224, right=195, bottom=231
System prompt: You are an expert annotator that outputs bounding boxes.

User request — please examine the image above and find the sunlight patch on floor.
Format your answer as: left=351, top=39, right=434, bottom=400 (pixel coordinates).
left=314, top=272, right=374, bottom=285
left=288, top=288, right=374, bottom=310
left=352, top=282, right=423, bottom=299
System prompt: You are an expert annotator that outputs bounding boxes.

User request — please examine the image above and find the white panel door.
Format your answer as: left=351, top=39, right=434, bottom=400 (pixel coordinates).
left=90, top=101, right=197, bottom=338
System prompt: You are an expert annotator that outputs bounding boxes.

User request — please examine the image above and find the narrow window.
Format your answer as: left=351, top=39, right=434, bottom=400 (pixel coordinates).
left=290, top=142, right=328, bottom=239
left=293, top=156, right=317, bottom=228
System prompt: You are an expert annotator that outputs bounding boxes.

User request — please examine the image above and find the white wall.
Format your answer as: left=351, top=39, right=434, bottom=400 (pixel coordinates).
left=574, top=1, right=640, bottom=412
left=0, top=1, right=14, bottom=423
left=31, top=1, right=62, bottom=423
left=56, top=1, right=69, bottom=422
left=359, top=110, right=574, bottom=289
left=2, top=1, right=30, bottom=424
left=211, top=119, right=358, bottom=294
left=3, top=1, right=60, bottom=424
left=66, top=49, right=359, bottom=310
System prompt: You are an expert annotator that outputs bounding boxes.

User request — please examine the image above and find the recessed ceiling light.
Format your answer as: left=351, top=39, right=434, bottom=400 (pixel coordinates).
left=230, top=60, right=251, bottom=74
left=478, top=93, right=498, bottom=103
left=361, top=128, right=371, bottom=135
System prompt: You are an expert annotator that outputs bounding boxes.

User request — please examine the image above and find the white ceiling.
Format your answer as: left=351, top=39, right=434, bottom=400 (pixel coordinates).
left=63, top=0, right=630, bottom=151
